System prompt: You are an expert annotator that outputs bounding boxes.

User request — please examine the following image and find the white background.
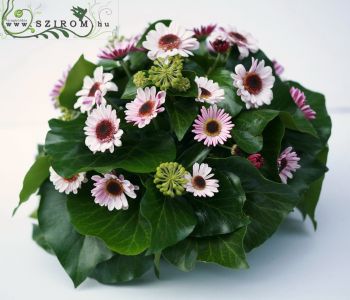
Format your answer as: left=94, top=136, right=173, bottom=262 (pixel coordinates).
left=1, top=0, right=350, bottom=299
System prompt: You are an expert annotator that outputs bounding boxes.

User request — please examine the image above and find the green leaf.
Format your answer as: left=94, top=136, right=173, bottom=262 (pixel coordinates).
left=177, top=143, right=211, bottom=169
left=209, top=68, right=243, bottom=117
left=32, top=224, right=53, bottom=254
left=121, top=76, right=137, bottom=99
left=232, top=109, right=279, bottom=153
left=163, top=227, right=248, bottom=271
left=38, top=181, right=113, bottom=287
left=188, top=171, right=248, bottom=237
left=166, top=97, right=198, bottom=141
left=140, top=182, right=197, bottom=253
left=59, top=55, right=96, bottom=109
left=90, top=254, right=153, bottom=284
left=67, top=184, right=150, bottom=256
left=208, top=157, right=300, bottom=252
left=45, top=115, right=176, bottom=177
left=15, top=155, right=50, bottom=214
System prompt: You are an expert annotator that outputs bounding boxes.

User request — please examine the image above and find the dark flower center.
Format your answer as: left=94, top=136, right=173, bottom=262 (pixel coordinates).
left=200, top=87, right=212, bottom=99
left=192, top=175, right=206, bottom=190
left=159, top=34, right=181, bottom=50
left=106, top=179, right=124, bottom=196
left=279, top=158, right=288, bottom=170
left=138, top=100, right=155, bottom=117
left=64, top=175, right=78, bottom=182
left=88, top=82, right=101, bottom=97
left=229, top=32, right=247, bottom=43
left=96, top=120, right=115, bottom=141
left=243, top=73, right=263, bottom=95
left=205, top=119, right=221, bottom=136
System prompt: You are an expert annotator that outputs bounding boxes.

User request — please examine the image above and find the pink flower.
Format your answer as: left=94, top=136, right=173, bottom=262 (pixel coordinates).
left=272, top=59, right=284, bottom=76
left=193, top=24, right=216, bottom=39
left=247, top=153, right=264, bottom=169
left=207, top=30, right=230, bottom=54
left=98, top=36, right=140, bottom=60
left=192, top=105, right=234, bottom=147
left=91, top=173, right=139, bottom=211
left=125, top=86, right=166, bottom=128
left=290, top=87, right=316, bottom=120
left=50, top=66, right=70, bottom=108
left=278, top=147, right=301, bottom=184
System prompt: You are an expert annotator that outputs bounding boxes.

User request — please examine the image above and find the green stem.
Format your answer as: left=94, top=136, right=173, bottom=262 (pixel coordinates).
left=219, top=144, right=232, bottom=150
left=207, top=54, right=221, bottom=75
left=120, top=60, right=131, bottom=79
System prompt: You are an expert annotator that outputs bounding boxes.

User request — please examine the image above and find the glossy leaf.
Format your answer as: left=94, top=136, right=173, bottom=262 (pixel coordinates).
left=121, top=76, right=137, bottom=99
left=67, top=184, right=150, bottom=256
left=45, top=115, right=176, bottom=177
left=32, top=224, right=53, bottom=254
left=140, top=182, right=197, bottom=253
left=177, top=143, right=211, bottom=169
left=90, top=254, right=153, bottom=284
left=59, top=55, right=96, bottom=109
left=38, top=181, right=113, bottom=287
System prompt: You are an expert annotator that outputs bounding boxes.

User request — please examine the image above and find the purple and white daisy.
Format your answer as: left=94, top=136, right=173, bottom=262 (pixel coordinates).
left=84, top=104, right=124, bottom=153
left=74, top=66, right=118, bottom=113
left=232, top=58, right=275, bottom=109
left=195, top=76, right=225, bottom=104
left=91, top=173, right=139, bottom=211
left=98, top=36, right=140, bottom=61
left=207, top=30, right=230, bottom=54
left=278, top=147, right=301, bottom=184
left=192, top=105, right=234, bottom=147
left=272, top=59, right=284, bottom=76
left=184, top=163, right=219, bottom=197
left=142, top=21, right=199, bottom=60
left=221, top=25, right=258, bottom=59
left=125, top=86, right=166, bottom=128
left=49, top=167, right=86, bottom=195
left=193, top=24, right=216, bottom=39
left=50, top=66, right=70, bottom=108
left=290, top=87, right=316, bottom=120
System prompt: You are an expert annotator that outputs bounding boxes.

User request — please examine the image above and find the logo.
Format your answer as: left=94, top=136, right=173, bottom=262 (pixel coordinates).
left=0, top=0, right=116, bottom=39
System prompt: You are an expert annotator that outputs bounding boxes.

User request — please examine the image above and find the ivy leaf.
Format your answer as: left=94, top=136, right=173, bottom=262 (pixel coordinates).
left=38, top=181, right=113, bottom=287
left=32, top=224, right=53, bottom=254
left=209, top=68, right=243, bottom=117
left=163, top=227, right=248, bottom=271
left=166, top=97, right=198, bottom=141
left=121, top=76, right=137, bottom=99
left=59, top=55, right=96, bottom=109
left=188, top=171, right=249, bottom=237
left=140, top=182, right=197, bottom=254
left=14, top=155, right=50, bottom=214
left=45, top=115, right=176, bottom=177
left=232, top=109, right=279, bottom=153
left=67, top=184, right=150, bottom=256
left=208, top=157, right=300, bottom=252
left=90, top=254, right=153, bottom=284
left=177, top=143, right=211, bottom=169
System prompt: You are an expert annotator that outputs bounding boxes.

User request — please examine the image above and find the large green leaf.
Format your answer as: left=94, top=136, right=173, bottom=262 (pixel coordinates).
left=15, top=155, right=50, bottom=214
left=208, top=157, right=300, bottom=251
left=232, top=109, right=279, bottom=153
left=166, top=97, right=198, bottom=141
left=187, top=171, right=248, bottom=237
left=67, top=184, right=150, bottom=256
left=140, top=182, right=197, bottom=253
left=163, top=227, right=248, bottom=271
left=45, top=115, right=176, bottom=177
left=38, top=181, right=113, bottom=287
left=177, top=143, right=211, bottom=169
left=209, top=68, right=243, bottom=117
left=59, top=55, right=96, bottom=109
left=32, top=224, right=53, bottom=254
left=90, top=254, right=153, bottom=284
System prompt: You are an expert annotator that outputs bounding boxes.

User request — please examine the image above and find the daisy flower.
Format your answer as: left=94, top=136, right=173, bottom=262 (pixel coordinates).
left=192, top=105, right=234, bottom=147
left=84, top=104, right=123, bottom=153
left=221, top=25, right=258, bottom=59
left=290, top=87, right=316, bottom=120
left=98, top=36, right=140, bottom=60
left=49, top=167, right=86, bottom=195
left=142, top=21, right=199, bottom=60
left=278, top=147, right=301, bottom=184
left=232, top=58, right=275, bottom=109
left=272, top=59, right=284, bottom=76
left=184, top=163, right=219, bottom=197
left=247, top=153, right=264, bottom=169
left=193, top=24, right=216, bottom=39
left=50, top=66, right=70, bottom=108
left=195, top=76, right=225, bottom=104
left=91, top=173, right=139, bottom=211
left=74, top=66, right=118, bottom=113
left=207, top=30, right=230, bottom=54
left=125, top=86, right=166, bottom=128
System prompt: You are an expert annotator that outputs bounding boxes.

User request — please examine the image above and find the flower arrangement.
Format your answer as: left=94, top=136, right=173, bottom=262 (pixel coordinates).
left=16, top=20, right=331, bottom=287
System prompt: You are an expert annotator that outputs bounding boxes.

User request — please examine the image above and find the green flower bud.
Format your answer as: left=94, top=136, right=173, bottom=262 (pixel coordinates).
left=133, top=71, right=148, bottom=88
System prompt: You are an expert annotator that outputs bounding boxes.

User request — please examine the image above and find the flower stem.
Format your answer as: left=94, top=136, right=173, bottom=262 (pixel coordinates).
left=207, top=54, right=221, bottom=75
left=120, top=60, right=131, bottom=79
left=219, top=144, right=232, bottom=150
